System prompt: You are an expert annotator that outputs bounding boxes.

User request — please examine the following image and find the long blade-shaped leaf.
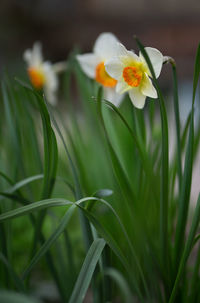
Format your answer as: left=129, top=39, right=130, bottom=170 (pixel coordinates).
left=69, top=238, right=106, bottom=303
left=22, top=204, right=76, bottom=279
left=0, top=253, right=25, bottom=292
left=171, top=63, right=182, bottom=191
left=0, top=291, right=40, bottom=303
left=174, top=43, right=200, bottom=269
left=105, top=267, right=132, bottom=303
left=0, top=198, right=73, bottom=222
left=0, top=175, right=43, bottom=197
left=45, top=99, right=94, bottom=253
left=76, top=205, right=145, bottom=302
left=169, top=194, right=200, bottom=303
left=96, top=87, right=135, bottom=210
left=135, top=37, right=170, bottom=286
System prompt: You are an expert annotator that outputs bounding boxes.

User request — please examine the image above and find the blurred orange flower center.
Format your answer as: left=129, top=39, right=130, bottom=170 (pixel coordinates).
left=28, top=67, right=45, bottom=89
left=95, top=62, right=117, bottom=87
left=123, top=66, right=143, bottom=87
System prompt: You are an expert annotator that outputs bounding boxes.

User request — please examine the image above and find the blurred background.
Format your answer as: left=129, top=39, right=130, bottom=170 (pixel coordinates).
left=0, top=0, right=200, bottom=79
left=0, top=2, right=200, bottom=302
left=1, top=1, right=199, bottom=209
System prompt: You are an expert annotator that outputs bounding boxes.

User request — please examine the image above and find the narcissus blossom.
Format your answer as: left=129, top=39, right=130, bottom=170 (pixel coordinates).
left=105, top=43, right=163, bottom=109
left=24, top=42, right=61, bottom=105
left=76, top=33, right=124, bottom=107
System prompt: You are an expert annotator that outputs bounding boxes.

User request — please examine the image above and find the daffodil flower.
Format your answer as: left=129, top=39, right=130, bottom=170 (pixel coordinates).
left=76, top=33, right=124, bottom=107
left=105, top=43, right=163, bottom=109
left=24, top=42, right=66, bottom=105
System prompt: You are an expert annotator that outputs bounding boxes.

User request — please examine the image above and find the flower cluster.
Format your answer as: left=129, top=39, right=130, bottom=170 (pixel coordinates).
left=24, top=33, right=165, bottom=109
left=77, top=32, right=164, bottom=109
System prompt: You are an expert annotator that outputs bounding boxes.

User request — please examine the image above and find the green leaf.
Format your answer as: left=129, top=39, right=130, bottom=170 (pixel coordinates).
left=193, top=233, right=200, bottom=247
left=169, top=194, right=200, bottom=303
left=0, top=171, right=13, bottom=186
left=96, top=87, right=136, bottom=210
left=92, top=188, right=113, bottom=198
left=69, top=238, right=106, bottom=303
left=76, top=204, right=145, bottom=302
left=0, top=175, right=43, bottom=200
left=0, top=192, right=29, bottom=206
left=98, top=98, right=158, bottom=201
left=189, top=246, right=200, bottom=303
left=86, top=189, right=113, bottom=211
left=105, top=267, right=132, bottom=303
left=0, top=253, right=25, bottom=292
left=174, top=110, right=194, bottom=265
left=171, top=63, right=182, bottom=191
left=192, top=43, right=200, bottom=105
left=45, top=100, right=94, bottom=252
left=0, top=198, right=73, bottom=222
left=0, top=291, right=40, bottom=303
left=1, top=81, right=22, bottom=172
left=135, top=37, right=170, bottom=285
left=99, top=98, right=142, bottom=152
left=45, top=100, right=82, bottom=200
left=174, top=43, right=200, bottom=270
left=0, top=196, right=107, bottom=222
left=15, top=80, right=58, bottom=199
left=22, top=204, right=76, bottom=279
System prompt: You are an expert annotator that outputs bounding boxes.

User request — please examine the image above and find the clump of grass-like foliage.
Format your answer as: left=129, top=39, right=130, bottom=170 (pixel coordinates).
left=0, top=38, right=200, bottom=303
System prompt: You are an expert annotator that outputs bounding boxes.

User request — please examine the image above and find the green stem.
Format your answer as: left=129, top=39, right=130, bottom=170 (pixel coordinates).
left=171, top=63, right=182, bottom=192
left=135, top=37, right=170, bottom=295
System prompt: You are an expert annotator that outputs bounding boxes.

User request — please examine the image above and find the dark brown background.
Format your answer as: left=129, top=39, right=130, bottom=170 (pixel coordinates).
left=0, top=0, right=200, bottom=79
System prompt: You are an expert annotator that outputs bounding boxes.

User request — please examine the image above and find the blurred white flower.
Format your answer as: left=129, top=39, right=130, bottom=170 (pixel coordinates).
left=105, top=43, right=163, bottom=109
left=23, top=42, right=61, bottom=105
left=76, top=32, right=124, bottom=107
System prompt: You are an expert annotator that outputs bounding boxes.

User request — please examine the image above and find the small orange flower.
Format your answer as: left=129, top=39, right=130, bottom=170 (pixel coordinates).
left=23, top=42, right=58, bottom=105
left=76, top=33, right=124, bottom=107
left=28, top=67, right=45, bottom=89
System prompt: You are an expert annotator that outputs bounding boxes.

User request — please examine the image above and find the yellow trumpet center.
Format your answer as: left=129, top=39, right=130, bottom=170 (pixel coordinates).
left=123, top=66, right=143, bottom=87
left=28, top=67, right=45, bottom=89
left=95, top=62, right=117, bottom=88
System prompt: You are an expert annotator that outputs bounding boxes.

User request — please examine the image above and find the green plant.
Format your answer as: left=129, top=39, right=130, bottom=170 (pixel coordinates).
left=0, top=37, right=200, bottom=303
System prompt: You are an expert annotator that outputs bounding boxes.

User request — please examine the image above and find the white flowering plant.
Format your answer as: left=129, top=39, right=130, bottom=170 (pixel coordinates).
left=0, top=34, right=200, bottom=303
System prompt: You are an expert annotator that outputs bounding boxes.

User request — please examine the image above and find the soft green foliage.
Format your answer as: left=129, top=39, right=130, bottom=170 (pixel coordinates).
left=0, top=39, right=200, bottom=303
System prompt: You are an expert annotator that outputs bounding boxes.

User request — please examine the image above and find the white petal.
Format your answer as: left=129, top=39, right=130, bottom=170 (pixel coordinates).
left=43, top=66, right=58, bottom=106
left=120, top=51, right=140, bottom=67
left=43, top=62, right=58, bottom=105
left=128, top=88, right=146, bottom=109
left=104, top=87, right=124, bottom=107
left=116, top=80, right=131, bottom=94
left=105, top=58, right=124, bottom=80
left=23, top=42, right=43, bottom=68
left=76, top=53, right=100, bottom=78
left=32, top=42, right=43, bottom=67
left=23, top=49, right=32, bottom=66
left=115, top=43, right=130, bottom=57
left=43, top=62, right=58, bottom=91
left=93, top=32, right=121, bottom=60
left=141, top=73, right=157, bottom=98
left=139, top=47, right=163, bottom=78
left=127, top=50, right=140, bottom=61
left=44, top=88, right=57, bottom=106
left=53, top=61, right=67, bottom=73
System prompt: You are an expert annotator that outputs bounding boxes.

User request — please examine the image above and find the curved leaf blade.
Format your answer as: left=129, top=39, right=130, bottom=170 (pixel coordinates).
left=69, top=238, right=106, bottom=303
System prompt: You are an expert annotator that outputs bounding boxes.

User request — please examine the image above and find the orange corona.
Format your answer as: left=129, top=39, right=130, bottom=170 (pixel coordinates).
left=28, top=67, right=45, bottom=89
left=123, top=66, right=143, bottom=87
left=95, top=62, right=117, bottom=87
